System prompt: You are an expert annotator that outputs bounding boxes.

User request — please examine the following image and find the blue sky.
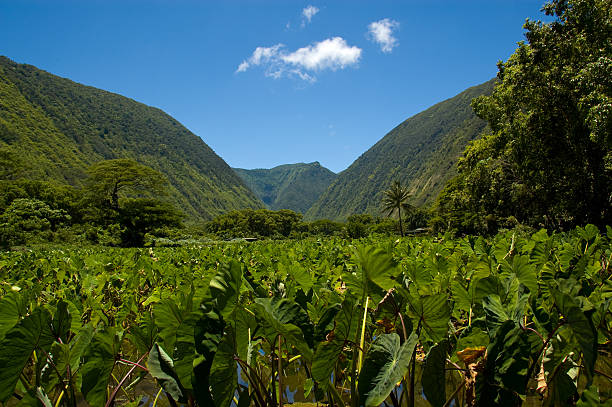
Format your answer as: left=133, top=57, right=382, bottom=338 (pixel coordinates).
left=1, top=0, right=547, bottom=173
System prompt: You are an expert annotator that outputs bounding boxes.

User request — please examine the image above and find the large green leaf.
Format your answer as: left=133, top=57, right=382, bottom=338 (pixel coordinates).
left=474, top=275, right=504, bottom=303
left=287, top=263, right=313, bottom=293
left=313, top=303, right=341, bottom=343
left=312, top=300, right=359, bottom=386
left=42, top=342, right=69, bottom=394
left=173, top=312, right=199, bottom=392
left=69, top=323, right=95, bottom=371
left=127, top=313, right=158, bottom=354
left=551, top=289, right=597, bottom=379
left=358, top=332, right=418, bottom=407
left=192, top=305, right=225, bottom=406
left=81, top=327, right=121, bottom=407
left=312, top=341, right=343, bottom=386
left=147, top=342, right=186, bottom=403
left=254, top=297, right=314, bottom=360
left=0, top=291, right=29, bottom=340
left=0, top=307, right=54, bottom=402
left=483, top=295, right=511, bottom=334
left=210, top=331, right=238, bottom=407
left=500, top=255, right=538, bottom=294
left=346, top=245, right=399, bottom=300
left=209, top=260, right=243, bottom=319
left=406, top=293, right=450, bottom=342
left=451, top=280, right=472, bottom=312
left=422, top=341, right=448, bottom=407
left=476, top=321, right=530, bottom=406
left=50, top=300, right=71, bottom=344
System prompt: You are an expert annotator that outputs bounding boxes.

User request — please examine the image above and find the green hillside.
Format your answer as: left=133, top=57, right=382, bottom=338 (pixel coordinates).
left=233, top=162, right=336, bottom=214
left=306, top=79, right=495, bottom=221
left=0, top=56, right=262, bottom=221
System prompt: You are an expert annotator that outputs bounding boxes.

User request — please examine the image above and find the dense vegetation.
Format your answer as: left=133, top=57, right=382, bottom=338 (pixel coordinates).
left=433, top=0, right=611, bottom=234
left=234, top=162, right=337, bottom=214
left=0, top=226, right=610, bottom=406
left=0, top=152, right=421, bottom=246
left=306, top=80, right=494, bottom=221
left=0, top=3, right=610, bottom=405
left=204, top=208, right=426, bottom=240
left=0, top=157, right=184, bottom=248
left=0, top=56, right=262, bottom=222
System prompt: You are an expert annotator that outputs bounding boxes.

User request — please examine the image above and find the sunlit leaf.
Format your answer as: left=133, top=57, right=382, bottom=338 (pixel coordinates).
left=358, top=332, right=418, bottom=407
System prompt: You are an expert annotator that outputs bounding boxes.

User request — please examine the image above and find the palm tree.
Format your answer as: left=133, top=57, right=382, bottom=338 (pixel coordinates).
left=382, top=180, right=412, bottom=237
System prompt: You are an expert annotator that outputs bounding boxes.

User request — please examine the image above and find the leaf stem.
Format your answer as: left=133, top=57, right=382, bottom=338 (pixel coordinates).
left=442, top=382, right=464, bottom=407
left=105, top=352, right=147, bottom=407
left=54, top=390, right=65, bottom=407
left=358, top=296, right=369, bottom=374
left=117, top=358, right=148, bottom=372
left=151, top=388, right=163, bottom=407
left=278, top=335, right=283, bottom=407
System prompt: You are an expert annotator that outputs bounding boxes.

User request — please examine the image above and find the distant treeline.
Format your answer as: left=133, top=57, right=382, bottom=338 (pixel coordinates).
left=205, top=208, right=429, bottom=240
left=0, top=153, right=429, bottom=248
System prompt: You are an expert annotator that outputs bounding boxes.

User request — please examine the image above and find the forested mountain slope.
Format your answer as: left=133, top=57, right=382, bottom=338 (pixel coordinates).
left=306, top=79, right=495, bottom=220
left=0, top=56, right=262, bottom=221
left=233, top=162, right=336, bottom=214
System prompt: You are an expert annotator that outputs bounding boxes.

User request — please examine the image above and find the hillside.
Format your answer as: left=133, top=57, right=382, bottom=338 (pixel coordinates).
left=306, top=79, right=495, bottom=220
left=233, top=162, right=337, bottom=214
left=0, top=56, right=262, bottom=221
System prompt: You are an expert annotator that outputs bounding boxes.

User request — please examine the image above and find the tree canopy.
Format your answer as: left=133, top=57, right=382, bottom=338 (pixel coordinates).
left=435, top=0, right=611, bottom=233
left=86, top=158, right=168, bottom=210
left=84, top=159, right=183, bottom=246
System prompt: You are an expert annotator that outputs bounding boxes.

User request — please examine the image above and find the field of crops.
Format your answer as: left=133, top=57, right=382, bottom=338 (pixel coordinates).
left=0, top=226, right=611, bottom=406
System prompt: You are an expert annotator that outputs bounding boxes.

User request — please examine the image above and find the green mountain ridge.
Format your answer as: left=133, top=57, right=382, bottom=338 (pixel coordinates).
left=306, top=79, right=496, bottom=221
left=0, top=56, right=262, bottom=221
left=233, top=162, right=337, bottom=214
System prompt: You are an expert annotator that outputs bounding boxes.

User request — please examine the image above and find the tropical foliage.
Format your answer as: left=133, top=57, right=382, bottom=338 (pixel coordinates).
left=382, top=181, right=413, bottom=237
left=435, top=0, right=611, bottom=233
left=0, top=158, right=183, bottom=247
left=0, top=226, right=610, bottom=406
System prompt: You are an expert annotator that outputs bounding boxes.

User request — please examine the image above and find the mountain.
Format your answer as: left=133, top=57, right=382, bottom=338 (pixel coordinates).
left=233, top=162, right=337, bottom=214
left=0, top=56, right=262, bottom=221
left=306, top=79, right=496, bottom=221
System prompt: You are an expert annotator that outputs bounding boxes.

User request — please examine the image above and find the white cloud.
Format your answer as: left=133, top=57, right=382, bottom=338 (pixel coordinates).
left=235, top=44, right=284, bottom=73
left=236, top=37, right=361, bottom=82
left=301, top=5, right=319, bottom=26
left=282, top=37, right=361, bottom=71
left=368, top=18, right=400, bottom=53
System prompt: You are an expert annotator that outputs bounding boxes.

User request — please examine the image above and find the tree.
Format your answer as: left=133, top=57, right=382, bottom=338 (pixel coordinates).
left=119, top=198, right=183, bottom=247
left=84, top=159, right=183, bottom=246
left=382, top=181, right=413, bottom=237
left=86, top=158, right=168, bottom=211
left=436, top=0, right=611, bottom=232
left=0, top=198, right=71, bottom=247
